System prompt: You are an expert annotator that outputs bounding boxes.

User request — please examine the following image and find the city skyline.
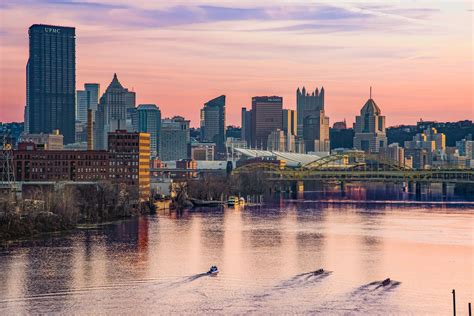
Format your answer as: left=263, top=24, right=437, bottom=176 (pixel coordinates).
left=0, top=1, right=473, bottom=126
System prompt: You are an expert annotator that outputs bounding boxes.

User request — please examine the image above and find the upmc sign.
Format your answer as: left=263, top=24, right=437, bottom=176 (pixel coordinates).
left=44, top=27, right=61, bottom=34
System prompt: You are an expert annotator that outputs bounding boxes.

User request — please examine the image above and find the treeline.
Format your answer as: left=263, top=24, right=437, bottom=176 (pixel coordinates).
left=173, top=171, right=270, bottom=208
left=0, top=182, right=151, bottom=241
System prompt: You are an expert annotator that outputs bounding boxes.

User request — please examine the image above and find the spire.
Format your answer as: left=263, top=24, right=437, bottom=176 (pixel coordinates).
left=107, top=73, right=124, bottom=91
left=370, top=86, right=372, bottom=99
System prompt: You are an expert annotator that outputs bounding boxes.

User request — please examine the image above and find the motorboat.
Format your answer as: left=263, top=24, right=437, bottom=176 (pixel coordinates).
left=228, top=196, right=245, bottom=207
left=208, top=266, right=219, bottom=276
left=382, top=278, right=391, bottom=286
left=313, top=268, right=324, bottom=275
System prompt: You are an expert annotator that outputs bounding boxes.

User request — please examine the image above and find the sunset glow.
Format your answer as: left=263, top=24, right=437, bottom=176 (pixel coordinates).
left=0, top=0, right=473, bottom=126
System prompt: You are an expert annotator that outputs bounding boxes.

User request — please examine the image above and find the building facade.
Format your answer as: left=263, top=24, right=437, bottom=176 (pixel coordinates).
left=353, top=92, right=387, bottom=153
left=131, top=104, right=161, bottom=158
left=159, top=118, right=188, bottom=161
left=26, top=24, right=76, bottom=144
left=14, top=143, right=110, bottom=182
left=241, top=107, right=253, bottom=147
left=20, top=130, right=64, bottom=150
left=200, top=95, right=226, bottom=157
left=191, top=142, right=215, bottom=161
left=95, top=74, right=136, bottom=150
left=296, top=86, right=324, bottom=137
left=108, top=130, right=150, bottom=201
left=251, top=96, right=283, bottom=149
left=302, top=111, right=330, bottom=152
left=76, top=83, right=100, bottom=123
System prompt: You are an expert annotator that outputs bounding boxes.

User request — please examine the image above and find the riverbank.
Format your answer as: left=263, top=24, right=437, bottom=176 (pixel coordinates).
left=0, top=182, right=153, bottom=243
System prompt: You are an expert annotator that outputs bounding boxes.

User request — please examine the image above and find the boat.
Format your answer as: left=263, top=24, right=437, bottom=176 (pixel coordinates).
left=313, top=268, right=324, bottom=275
left=189, top=198, right=224, bottom=207
left=228, top=196, right=245, bottom=207
left=208, top=265, right=219, bottom=276
left=382, top=278, right=391, bottom=286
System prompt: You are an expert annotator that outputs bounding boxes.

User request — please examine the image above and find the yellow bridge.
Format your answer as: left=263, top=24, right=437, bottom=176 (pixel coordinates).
left=233, top=152, right=474, bottom=184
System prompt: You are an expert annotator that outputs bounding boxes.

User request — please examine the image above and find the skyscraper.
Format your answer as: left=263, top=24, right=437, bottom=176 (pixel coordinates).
left=296, top=86, right=324, bottom=137
left=282, top=109, right=297, bottom=137
left=200, top=95, right=226, bottom=157
left=131, top=104, right=161, bottom=158
left=95, top=74, right=135, bottom=149
left=241, top=107, right=253, bottom=147
left=76, top=83, right=100, bottom=123
left=296, top=86, right=330, bottom=153
left=251, top=96, right=283, bottom=149
left=353, top=89, right=387, bottom=153
left=26, top=24, right=76, bottom=144
left=159, top=117, right=188, bottom=161
left=303, top=111, right=330, bottom=152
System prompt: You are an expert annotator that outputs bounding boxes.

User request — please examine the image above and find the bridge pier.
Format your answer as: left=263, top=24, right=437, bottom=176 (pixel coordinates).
left=415, top=182, right=422, bottom=198
left=442, top=182, right=448, bottom=196
left=296, top=180, right=304, bottom=193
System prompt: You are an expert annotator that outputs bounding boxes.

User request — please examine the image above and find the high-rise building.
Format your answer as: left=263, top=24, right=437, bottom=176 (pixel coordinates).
left=159, top=117, right=188, bottom=161
left=200, top=95, right=226, bottom=156
left=303, top=111, right=330, bottom=152
left=171, top=116, right=191, bottom=143
left=282, top=109, right=297, bottom=137
left=95, top=74, right=136, bottom=150
left=251, top=96, right=283, bottom=149
left=76, top=83, right=100, bottom=123
left=241, top=107, right=253, bottom=147
left=108, top=130, right=150, bottom=202
left=296, top=86, right=324, bottom=136
left=26, top=24, right=76, bottom=144
left=131, top=104, right=161, bottom=158
left=353, top=89, right=387, bottom=153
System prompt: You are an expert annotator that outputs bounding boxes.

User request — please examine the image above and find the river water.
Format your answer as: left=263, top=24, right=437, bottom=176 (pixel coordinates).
left=0, top=191, right=473, bottom=315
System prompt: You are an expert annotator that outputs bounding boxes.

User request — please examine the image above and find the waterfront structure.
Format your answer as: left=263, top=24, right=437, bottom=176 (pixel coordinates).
left=251, top=96, right=283, bottom=149
left=200, top=95, right=226, bottom=156
left=76, top=83, right=100, bottom=124
left=26, top=24, right=76, bottom=144
left=108, top=130, right=150, bottom=201
left=131, top=104, right=161, bottom=158
left=95, top=74, right=136, bottom=150
left=191, top=142, right=215, bottom=161
left=159, top=118, right=188, bottom=161
left=353, top=89, right=387, bottom=153
left=296, top=86, right=324, bottom=136
left=20, top=130, right=64, bottom=150
left=241, top=107, right=253, bottom=147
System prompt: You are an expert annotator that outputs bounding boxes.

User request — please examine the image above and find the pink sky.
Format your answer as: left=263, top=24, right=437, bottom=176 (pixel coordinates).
left=0, top=0, right=472, bottom=127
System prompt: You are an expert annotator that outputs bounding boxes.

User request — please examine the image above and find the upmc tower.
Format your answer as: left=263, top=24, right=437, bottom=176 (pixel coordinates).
left=25, top=24, right=76, bottom=144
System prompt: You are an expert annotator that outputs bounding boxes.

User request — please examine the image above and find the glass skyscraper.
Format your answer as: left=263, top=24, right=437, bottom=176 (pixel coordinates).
left=200, top=95, right=226, bottom=157
left=26, top=24, right=76, bottom=144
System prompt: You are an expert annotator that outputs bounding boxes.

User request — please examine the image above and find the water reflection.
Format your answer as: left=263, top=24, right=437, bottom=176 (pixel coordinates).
left=0, top=201, right=473, bottom=315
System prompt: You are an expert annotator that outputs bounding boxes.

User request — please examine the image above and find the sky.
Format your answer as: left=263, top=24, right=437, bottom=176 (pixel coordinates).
left=0, top=0, right=473, bottom=127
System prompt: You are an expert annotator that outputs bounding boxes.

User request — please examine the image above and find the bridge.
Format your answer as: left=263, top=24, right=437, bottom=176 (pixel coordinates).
left=233, top=152, right=474, bottom=188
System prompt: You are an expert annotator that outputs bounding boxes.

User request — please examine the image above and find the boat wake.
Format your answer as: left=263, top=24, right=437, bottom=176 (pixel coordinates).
left=275, top=269, right=332, bottom=290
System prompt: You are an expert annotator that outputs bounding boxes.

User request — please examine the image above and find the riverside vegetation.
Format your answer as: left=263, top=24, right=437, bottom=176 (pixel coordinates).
left=0, top=182, right=151, bottom=242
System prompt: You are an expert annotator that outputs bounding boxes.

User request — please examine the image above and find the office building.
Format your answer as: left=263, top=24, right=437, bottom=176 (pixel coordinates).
left=241, top=107, right=253, bottom=147
left=200, top=95, right=226, bottom=156
left=95, top=74, right=136, bottom=150
left=159, top=118, right=188, bottom=161
left=191, top=142, right=215, bottom=161
left=251, top=96, right=283, bottom=149
left=26, top=24, right=76, bottom=144
left=302, top=110, right=330, bottom=152
left=14, top=142, right=110, bottom=182
left=108, top=130, right=150, bottom=202
left=282, top=109, right=297, bottom=137
left=296, top=86, right=324, bottom=136
left=20, top=130, right=64, bottom=150
left=76, top=83, right=100, bottom=123
left=131, top=104, right=161, bottom=158
left=353, top=89, right=387, bottom=153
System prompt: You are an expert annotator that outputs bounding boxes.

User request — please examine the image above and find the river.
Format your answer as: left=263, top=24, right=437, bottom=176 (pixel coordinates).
left=0, top=190, right=473, bottom=315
